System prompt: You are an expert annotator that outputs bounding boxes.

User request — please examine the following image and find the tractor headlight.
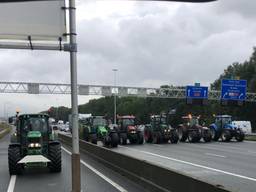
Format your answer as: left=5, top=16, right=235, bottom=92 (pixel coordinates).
left=164, top=129, right=167, bottom=132
left=28, top=143, right=41, bottom=148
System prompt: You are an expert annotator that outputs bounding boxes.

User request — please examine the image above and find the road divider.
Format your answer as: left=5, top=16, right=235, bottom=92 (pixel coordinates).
left=59, top=133, right=230, bottom=192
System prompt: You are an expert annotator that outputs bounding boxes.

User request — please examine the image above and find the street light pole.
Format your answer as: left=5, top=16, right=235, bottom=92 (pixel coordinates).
left=112, top=69, right=118, bottom=125
left=68, top=0, right=80, bottom=192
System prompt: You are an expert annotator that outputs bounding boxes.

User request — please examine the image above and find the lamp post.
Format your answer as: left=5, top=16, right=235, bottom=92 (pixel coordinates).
left=112, top=69, right=118, bottom=125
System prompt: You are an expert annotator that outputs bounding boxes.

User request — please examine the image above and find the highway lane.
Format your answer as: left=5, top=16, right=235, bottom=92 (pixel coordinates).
left=112, top=140, right=256, bottom=192
left=0, top=132, right=147, bottom=192
left=0, top=130, right=11, bottom=192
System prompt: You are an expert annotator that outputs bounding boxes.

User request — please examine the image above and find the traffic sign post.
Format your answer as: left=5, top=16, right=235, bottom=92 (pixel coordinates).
left=186, top=85, right=208, bottom=105
left=221, top=79, right=247, bottom=106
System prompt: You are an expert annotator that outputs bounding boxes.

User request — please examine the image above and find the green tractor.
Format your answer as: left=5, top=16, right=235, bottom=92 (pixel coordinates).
left=8, top=114, right=61, bottom=175
left=144, top=114, right=179, bottom=144
left=79, top=114, right=119, bottom=147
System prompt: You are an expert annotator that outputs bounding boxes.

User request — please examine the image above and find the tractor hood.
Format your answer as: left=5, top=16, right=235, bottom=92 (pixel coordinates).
left=224, top=123, right=236, bottom=130
left=128, top=125, right=136, bottom=131
left=97, top=126, right=107, bottom=133
left=27, top=131, right=42, bottom=138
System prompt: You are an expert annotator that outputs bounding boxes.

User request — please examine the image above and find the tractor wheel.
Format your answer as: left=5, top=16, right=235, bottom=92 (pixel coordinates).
left=137, top=132, right=144, bottom=144
left=103, top=135, right=111, bottom=147
left=144, top=128, right=153, bottom=143
left=48, top=143, right=62, bottom=172
left=83, top=127, right=90, bottom=142
left=110, top=132, right=119, bottom=147
left=91, top=133, right=97, bottom=145
left=170, top=130, right=179, bottom=144
left=210, top=128, right=219, bottom=141
left=178, top=127, right=187, bottom=142
left=188, top=131, right=198, bottom=143
left=235, top=131, right=245, bottom=142
left=221, top=130, right=232, bottom=142
left=8, top=146, right=22, bottom=175
left=119, top=133, right=127, bottom=145
left=203, top=130, right=212, bottom=142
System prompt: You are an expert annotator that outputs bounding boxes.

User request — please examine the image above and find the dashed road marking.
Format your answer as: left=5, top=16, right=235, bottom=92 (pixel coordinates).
left=205, top=153, right=226, bottom=158
left=7, top=175, right=16, bottom=192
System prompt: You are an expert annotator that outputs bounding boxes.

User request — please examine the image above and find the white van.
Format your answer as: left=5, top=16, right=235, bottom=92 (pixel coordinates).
left=232, top=121, right=252, bottom=134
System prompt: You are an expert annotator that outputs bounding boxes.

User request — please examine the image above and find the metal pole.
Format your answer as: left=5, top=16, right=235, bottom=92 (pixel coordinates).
left=113, top=69, right=118, bottom=124
left=69, top=0, right=80, bottom=191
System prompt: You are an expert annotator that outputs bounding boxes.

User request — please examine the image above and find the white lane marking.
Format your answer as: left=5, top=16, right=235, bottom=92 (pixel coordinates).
left=119, top=146, right=256, bottom=182
left=7, top=175, right=16, bottom=192
left=205, top=153, right=226, bottom=158
left=61, top=147, right=127, bottom=192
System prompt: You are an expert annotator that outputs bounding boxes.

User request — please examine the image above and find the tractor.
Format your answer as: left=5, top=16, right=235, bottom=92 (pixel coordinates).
left=79, top=114, right=119, bottom=147
left=209, top=115, right=245, bottom=142
left=178, top=115, right=212, bottom=143
left=116, top=115, right=144, bottom=145
left=8, top=114, right=61, bottom=175
left=144, top=114, right=179, bottom=144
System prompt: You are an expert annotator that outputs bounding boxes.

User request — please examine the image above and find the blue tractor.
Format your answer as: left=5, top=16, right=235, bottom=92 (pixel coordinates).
left=209, top=115, right=245, bottom=142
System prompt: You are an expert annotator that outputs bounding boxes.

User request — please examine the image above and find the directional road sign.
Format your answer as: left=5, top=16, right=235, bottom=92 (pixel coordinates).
left=221, top=79, right=247, bottom=101
left=186, top=86, right=208, bottom=99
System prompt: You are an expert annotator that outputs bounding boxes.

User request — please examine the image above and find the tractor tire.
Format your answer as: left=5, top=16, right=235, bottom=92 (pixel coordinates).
left=120, top=133, right=127, bottom=145
left=137, top=132, right=144, bottom=144
left=178, top=127, right=187, bottom=142
left=103, top=135, right=111, bottom=147
left=170, top=130, right=179, bottom=144
left=210, top=128, right=219, bottom=141
left=110, top=133, right=119, bottom=148
left=83, top=127, right=90, bottom=142
left=188, top=131, right=199, bottom=143
left=221, top=130, right=232, bottom=142
left=48, top=143, right=62, bottom=173
left=91, top=133, right=97, bottom=145
left=144, top=128, right=153, bottom=143
left=235, top=131, right=245, bottom=142
left=8, top=146, right=22, bottom=175
left=203, top=130, right=212, bottom=142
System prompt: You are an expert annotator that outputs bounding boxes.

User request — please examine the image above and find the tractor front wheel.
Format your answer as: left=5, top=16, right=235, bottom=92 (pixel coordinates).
left=203, top=130, right=212, bottom=142
left=8, top=146, right=22, bottom=175
left=221, top=130, right=232, bottom=142
left=210, top=128, right=219, bottom=141
left=188, top=131, right=200, bottom=143
left=235, top=131, right=245, bottom=142
left=110, top=132, right=119, bottom=147
left=48, top=143, right=62, bottom=172
left=170, top=130, right=179, bottom=144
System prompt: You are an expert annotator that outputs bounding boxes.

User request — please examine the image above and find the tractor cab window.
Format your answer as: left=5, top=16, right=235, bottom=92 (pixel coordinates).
left=222, top=117, right=232, bottom=125
left=122, top=118, right=135, bottom=126
left=160, top=117, right=167, bottom=124
left=93, top=118, right=107, bottom=126
left=23, top=117, right=48, bottom=133
left=190, top=118, right=199, bottom=126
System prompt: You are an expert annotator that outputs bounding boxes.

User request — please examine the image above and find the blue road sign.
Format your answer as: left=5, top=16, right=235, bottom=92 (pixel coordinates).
left=186, top=86, right=208, bottom=99
left=221, top=79, right=247, bottom=101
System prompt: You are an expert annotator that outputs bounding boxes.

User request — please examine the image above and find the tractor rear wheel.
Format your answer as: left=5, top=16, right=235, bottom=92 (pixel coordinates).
left=221, top=130, right=232, bottom=142
left=91, top=133, right=97, bottom=144
left=235, top=131, right=245, bottom=142
left=48, top=143, right=62, bottom=172
left=203, top=130, right=212, bottom=142
left=110, top=132, right=119, bottom=147
left=120, top=133, right=127, bottom=145
left=170, top=130, right=179, bottom=144
left=144, top=128, right=153, bottom=143
left=137, top=132, right=144, bottom=144
left=8, top=146, right=22, bottom=175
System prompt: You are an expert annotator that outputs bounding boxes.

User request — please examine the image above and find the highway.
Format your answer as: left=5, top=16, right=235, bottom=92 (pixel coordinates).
left=112, top=140, right=256, bottom=192
left=0, top=131, right=147, bottom=192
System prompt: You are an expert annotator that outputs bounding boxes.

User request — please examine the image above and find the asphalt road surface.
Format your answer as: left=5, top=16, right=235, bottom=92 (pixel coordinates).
left=112, top=140, right=256, bottom=192
left=0, top=130, right=147, bottom=192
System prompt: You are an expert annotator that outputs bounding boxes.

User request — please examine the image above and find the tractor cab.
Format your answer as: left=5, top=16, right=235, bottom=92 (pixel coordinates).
left=118, top=115, right=136, bottom=132
left=92, top=116, right=108, bottom=137
left=182, top=115, right=199, bottom=127
left=150, top=114, right=168, bottom=131
left=215, top=115, right=233, bottom=129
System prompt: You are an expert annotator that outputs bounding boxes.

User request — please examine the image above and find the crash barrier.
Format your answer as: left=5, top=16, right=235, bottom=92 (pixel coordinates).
left=0, top=126, right=11, bottom=139
left=59, top=133, right=230, bottom=192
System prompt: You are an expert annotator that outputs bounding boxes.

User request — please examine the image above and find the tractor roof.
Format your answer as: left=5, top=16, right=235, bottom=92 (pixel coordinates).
left=118, top=115, right=135, bottom=119
left=215, top=115, right=232, bottom=118
left=18, top=114, right=49, bottom=119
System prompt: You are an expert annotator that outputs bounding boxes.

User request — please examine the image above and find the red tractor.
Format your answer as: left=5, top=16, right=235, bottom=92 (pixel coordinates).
left=116, top=115, right=144, bottom=145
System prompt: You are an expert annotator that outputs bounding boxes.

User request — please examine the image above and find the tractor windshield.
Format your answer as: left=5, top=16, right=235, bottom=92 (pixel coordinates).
left=22, top=117, right=48, bottom=133
left=222, top=117, right=232, bottom=125
left=93, top=118, right=107, bottom=126
left=154, top=117, right=166, bottom=124
left=189, top=118, right=199, bottom=126
left=122, top=118, right=135, bottom=126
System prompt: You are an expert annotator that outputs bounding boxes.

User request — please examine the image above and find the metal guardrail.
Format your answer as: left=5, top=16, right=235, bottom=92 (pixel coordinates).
left=1, top=81, right=256, bottom=102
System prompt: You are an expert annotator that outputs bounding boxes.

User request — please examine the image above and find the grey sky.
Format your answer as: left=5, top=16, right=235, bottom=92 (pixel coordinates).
left=0, top=0, right=255, bottom=117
